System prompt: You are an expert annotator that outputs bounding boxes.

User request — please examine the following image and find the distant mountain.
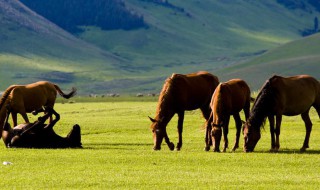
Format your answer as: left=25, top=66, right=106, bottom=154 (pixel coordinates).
left=19, top=0, right=147, bottom=33
left=1, top=0, right=320, bottom=94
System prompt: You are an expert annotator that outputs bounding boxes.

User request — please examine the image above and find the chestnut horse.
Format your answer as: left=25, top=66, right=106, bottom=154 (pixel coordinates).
left=149, top=71, right=219, bottom=151
left=205, top=79, right=251, bottom=152
left=243, top=75, right=320, bottom=152
left=0, top=81, right=76, bottom=138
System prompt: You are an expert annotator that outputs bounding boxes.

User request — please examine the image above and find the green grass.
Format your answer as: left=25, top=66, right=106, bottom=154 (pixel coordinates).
left=1, top=100, right=320, bottom=189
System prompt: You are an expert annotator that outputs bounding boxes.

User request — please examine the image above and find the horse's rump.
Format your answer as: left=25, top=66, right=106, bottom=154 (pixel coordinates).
left=158, top=71, right=219, bottom=112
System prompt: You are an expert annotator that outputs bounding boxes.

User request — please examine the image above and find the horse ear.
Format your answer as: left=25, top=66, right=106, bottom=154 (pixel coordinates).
left=148, top=116, right=157, bottom=123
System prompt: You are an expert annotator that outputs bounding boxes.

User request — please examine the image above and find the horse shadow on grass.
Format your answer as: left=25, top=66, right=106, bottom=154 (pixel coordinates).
left=83, top=142, right=153, bottom=150
left=251, top=149, right=320, bottom=155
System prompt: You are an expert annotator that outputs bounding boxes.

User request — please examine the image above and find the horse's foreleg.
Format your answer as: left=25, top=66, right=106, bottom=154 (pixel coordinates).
left=232, top=113, right=242, bottom=151
left=11, top=113, right=22, bottom=127
left=222, top=116, right=230, bottom=152
left=274, top=115, right=282, bottom=151
left=268, top=116, right=276, bottom=152
left=301, top=111, right=312, bottom=152
left=176, top=112, right=184, bottom=151
left=164, top=130, right=175, bottom=151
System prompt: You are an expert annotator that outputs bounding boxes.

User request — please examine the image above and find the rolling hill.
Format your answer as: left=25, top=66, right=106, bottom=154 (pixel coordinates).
left=1, top=0, right=320, bottom=94
left=217, top=33, right=320, bottom=89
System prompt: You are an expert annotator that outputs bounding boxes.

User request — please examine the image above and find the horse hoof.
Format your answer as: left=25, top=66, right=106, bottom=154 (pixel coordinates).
left=300, top=147, right=307, bottom=152
left=269, top=148, right=278, bottom=153
left=204, top=147, right=210, bottom=151
left=168, top=143, right=175, bottom=151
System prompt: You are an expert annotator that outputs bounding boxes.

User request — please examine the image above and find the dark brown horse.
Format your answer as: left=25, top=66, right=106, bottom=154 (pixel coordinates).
left=149, top=71, right=219, bottom=151
left=243, top=75, right=320, bottom=152
left=0, top=81, right=76, bottom=138
left=205, top=79, right=251, bottom=152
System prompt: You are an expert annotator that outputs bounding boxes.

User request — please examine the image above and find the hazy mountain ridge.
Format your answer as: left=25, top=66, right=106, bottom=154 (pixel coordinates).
left=1, top=0, right=320, bottom=94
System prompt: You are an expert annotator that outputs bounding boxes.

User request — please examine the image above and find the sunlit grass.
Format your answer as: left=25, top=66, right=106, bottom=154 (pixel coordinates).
left=1, top=101, right=320, bottom=189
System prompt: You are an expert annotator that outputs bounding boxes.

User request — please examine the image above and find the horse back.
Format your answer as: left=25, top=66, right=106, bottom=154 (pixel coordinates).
left=211, top=79, right=250, bottom=115
left=270, top=75, right=320, bottom=115
left=172, top=72, right=219, bottom=110
left=10, top=81, right=57, bottom=112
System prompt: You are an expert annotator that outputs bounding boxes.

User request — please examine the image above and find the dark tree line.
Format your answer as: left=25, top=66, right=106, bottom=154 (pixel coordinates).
left=19, top=0, right=147, bottom=33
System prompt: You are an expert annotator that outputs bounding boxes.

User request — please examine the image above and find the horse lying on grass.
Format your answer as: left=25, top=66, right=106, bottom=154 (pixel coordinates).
left=243, top=75, right=320, bottom=152
left=205, top=79, right=252, bottom=152
left=0, top=81, right=76, bottom=138
left=2, top=106, right=82, bottom=148
left=149, top=71, right=219, bottom=151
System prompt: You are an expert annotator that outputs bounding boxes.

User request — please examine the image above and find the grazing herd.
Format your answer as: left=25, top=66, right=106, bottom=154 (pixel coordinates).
left=0, top=72, right=319, bottom=152
left=149, top=72, right=320, bottom=152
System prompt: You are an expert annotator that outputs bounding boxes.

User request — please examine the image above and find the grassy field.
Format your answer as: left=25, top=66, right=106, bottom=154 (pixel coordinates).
left=1, top=100, right=320, bottom=189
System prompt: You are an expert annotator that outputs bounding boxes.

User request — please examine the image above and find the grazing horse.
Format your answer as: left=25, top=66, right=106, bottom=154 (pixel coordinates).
left=0, top=81, right=76, bottom=138
left=243, top=75, right=320, bottom=152
left=205, top=79, right=251, bottom=152
left=149, top=71, right=219, bottom=151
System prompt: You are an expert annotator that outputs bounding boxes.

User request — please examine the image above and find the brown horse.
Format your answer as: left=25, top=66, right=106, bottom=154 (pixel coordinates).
left=243, top=75, right=320, bottom=152
left=0, top=81, right=76, bottom=138
left=149, top=71, right=219, bottom=151
left=205, top=79, right=251, bottom=152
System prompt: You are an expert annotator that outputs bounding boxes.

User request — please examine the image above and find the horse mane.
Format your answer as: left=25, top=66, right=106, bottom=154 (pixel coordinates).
left=155, top=74, right=180, bottom=120
left=0, top=85, right=17, bottom=111
left=248, top=77, right=278, bottom=131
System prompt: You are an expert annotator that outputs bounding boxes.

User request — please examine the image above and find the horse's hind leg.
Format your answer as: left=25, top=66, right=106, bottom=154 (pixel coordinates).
left=201, top=106, right=212, bottom=150
left=222, top=116, right=230, bottom=152
left=232, top=113, right=242, bottom=151
left=176, top=111, right=184, bottom=151
left=301, top=110, right=312, bottom=152
left=204, top=113, right=213, bottom=151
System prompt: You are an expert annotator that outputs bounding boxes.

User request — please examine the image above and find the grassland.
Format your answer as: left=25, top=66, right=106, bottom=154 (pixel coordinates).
left=1, top=99, right=320, bottom=189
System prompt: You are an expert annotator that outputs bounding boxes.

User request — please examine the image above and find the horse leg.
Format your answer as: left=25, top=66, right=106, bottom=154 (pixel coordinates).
left=268, top=116, right=276, bottom=152
left=204, top=113, right=213, bottom=151
left=222, top=116, right=230, bottom=152
left=21, top=112, right=30, bottom=124
left=164, top=129, right=175, bottom=151
left=232, top=113, right=242, bottom=151
left=301, top=110, right=312, bottom=152
left=201, top=106, right=212, bottom=151
left=274, top=115, right=282, bottom=151
left=176, top=111, right=184, bottom=151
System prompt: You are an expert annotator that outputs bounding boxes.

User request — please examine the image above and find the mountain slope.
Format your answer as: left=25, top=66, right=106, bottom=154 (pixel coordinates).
left=1, top=0, right=320, bottom=93
left=217, top=33, right=320, bottom=89
left=0, top=0, right=126, bottom=92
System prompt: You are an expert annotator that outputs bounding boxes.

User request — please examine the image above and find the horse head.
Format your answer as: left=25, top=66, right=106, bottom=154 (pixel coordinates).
left=149, top=116, right=174, bottom=151
left=243, top=121, right=261, bottom=152
left=211, top=123, right=223, bottom=152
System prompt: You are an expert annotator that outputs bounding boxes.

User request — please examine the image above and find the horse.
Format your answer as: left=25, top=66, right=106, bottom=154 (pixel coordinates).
left=0, top=81, right=77, bottom=138
left=149, top=71, right=219, bottom=151
left=2, top=106, right=82, bottom=148
left=205, top=79, right=251, bottom=152
left=243, top=75, right=320, bottom=152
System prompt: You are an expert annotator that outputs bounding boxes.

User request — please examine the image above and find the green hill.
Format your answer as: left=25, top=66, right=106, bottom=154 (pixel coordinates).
left=0, top=1, right=128, bottom=91
left=217, top=33, right=320, bottom=90
left=1, top=0, right=320, bottom=94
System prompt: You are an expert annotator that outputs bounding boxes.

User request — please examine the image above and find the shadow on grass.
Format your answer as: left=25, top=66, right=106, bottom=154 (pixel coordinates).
left=83, top=142, right=153, bottom=150
left=248, top=149, right=320, bottom=154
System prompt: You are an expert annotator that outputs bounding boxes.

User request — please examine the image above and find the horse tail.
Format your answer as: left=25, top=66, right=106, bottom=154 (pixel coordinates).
left=0, top=85, right=17, bottom=111
left=53, top=84, right=77, bottom=99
